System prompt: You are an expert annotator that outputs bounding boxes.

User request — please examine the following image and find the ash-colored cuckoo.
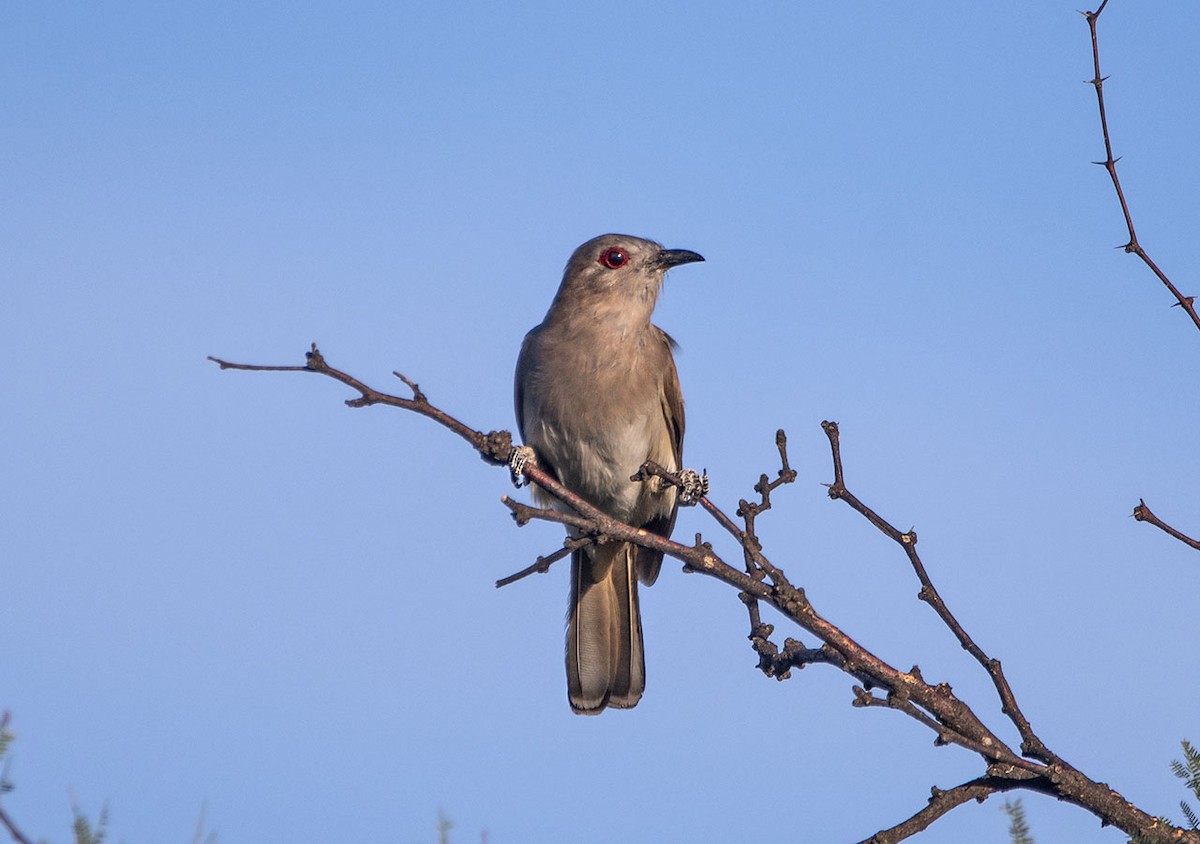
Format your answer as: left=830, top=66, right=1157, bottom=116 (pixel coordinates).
left=514, top=233, right=704, bottom=713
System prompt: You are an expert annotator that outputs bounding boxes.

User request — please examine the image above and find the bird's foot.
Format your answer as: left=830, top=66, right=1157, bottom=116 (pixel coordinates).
left=509, top=445, right=537, bottom=487
left=677, top=468, right=709, bottom=506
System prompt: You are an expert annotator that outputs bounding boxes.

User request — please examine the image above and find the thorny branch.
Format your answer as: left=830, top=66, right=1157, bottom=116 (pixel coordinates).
left=210, top=347, right=1197, bottom=844
left=1083, top=3, right=1200, bottom=555
left=1083, top=1, right=1200, bottom=333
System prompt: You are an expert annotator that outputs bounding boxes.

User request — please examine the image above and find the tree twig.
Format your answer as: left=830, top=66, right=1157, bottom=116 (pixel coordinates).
left=208, top=345, right=514, bottom=464
left=0, top=805, right=34, bottom=844
left=1133, top=500, right=1200, bottom=552
left=821, top=421, right=1055, bottom=765
left=857, top=775, right=1042, bottom=844
left=1083, top=2, right=1200, bottom=331
left=494, top=532, right=592, bottom=588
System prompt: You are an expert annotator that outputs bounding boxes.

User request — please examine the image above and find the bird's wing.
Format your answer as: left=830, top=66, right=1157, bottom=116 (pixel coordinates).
left=513, top=330, right=536, bottom=442
left=636, top=327, right=685, bottom=586
left=659, top=329, right=685, bottom=471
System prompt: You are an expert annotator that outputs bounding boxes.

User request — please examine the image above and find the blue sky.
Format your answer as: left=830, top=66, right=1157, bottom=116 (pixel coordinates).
left=3, top=3, right=1198, bottom=843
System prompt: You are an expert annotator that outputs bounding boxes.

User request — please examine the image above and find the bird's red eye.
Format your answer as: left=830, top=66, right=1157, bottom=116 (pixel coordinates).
left=599, top=248, right=627, bottom=269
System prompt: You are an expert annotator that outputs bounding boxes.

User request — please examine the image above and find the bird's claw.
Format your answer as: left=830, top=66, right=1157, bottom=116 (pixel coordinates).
left=509, top=445, right=537, bottom=487
left=677, top=468, right=709, bottom=506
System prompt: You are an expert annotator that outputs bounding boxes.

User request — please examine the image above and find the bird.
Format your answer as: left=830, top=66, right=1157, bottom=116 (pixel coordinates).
left=514, top=233, right=704, bottom=714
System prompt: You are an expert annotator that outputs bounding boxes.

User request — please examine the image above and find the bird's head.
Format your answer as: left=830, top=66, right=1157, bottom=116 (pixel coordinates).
left=552, top=234, right=704, bottom=322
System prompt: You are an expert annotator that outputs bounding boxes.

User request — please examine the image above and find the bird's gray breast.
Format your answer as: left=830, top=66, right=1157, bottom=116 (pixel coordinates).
left=518, top=328, right=675, bottom=523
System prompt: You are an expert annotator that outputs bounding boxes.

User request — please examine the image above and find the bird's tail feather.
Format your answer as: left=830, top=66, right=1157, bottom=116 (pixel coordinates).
left=566, top=542, right=644, bottom=714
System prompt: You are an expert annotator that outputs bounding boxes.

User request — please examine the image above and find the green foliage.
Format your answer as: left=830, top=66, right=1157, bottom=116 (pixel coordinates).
left=1170, top=740, right=1200, bottom=830
left=1129, top=739, right=1200, bottom=843
left=432, top=812, right=489, bottom=844
left=192, top=803, right=219, bottom=844
left=2, top=712, right=110, bottom=844
left=0, top=713, right=12, bottom=758
left=1002, top=798, right=1035, bottom=844
left=1, top=711, right=14, bottom=799
left=71, top=802, right=108, bottom=844
left=2, top=711, right=216, bottom=844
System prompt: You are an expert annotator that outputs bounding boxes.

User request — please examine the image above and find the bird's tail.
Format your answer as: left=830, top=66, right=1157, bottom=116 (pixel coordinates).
left=566, top=542, right=644, bottom=714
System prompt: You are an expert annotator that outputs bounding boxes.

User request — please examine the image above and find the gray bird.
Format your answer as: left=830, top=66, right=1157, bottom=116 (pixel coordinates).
left=514, top=233, right=704, bottom=714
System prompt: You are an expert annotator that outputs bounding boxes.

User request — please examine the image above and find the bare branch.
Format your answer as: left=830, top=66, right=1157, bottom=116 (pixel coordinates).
left=821, top=421, right=1054, bottom=764
left=1082, top=3, right=1200, bottom=331
left=748, top=626, right=853, bottom=682
left=494, top=536, right=592, bottom=588
left=210, top=351, right=1200, bottom=843
left=1133, top=500, right=1200, bottom=552
left=858, top=776, right=1039, bottom=844
left=209, top=345, right=514, bottom=464
left=501, top=495, right=592, bottom=533
left=0, top=804, right=36, bottom=844
left=1080, top=6, right=1200, bottom=555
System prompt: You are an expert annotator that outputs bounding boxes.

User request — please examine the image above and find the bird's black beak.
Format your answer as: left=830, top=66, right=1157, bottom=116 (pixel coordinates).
left=654, top=248, right=705, bottom=269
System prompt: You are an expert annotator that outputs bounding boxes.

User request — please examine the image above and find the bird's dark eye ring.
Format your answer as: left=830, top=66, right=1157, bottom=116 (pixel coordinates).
left=599, top=248, right=627, bottom=269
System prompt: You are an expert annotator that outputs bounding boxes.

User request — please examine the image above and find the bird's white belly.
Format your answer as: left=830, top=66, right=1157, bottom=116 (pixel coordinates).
left=531, top=412, right=668, bottom=523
